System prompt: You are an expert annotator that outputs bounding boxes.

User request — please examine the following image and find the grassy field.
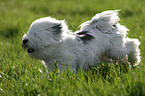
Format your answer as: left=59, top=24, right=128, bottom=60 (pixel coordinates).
left=0, top=0, right=145, bottom=95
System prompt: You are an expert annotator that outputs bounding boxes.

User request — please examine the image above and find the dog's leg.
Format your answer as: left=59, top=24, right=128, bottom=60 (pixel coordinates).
left=125, top=38, right=141, bottom=66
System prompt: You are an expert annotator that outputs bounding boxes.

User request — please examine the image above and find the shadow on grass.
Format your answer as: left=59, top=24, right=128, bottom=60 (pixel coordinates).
left=85, top=63, right=131, bottom=84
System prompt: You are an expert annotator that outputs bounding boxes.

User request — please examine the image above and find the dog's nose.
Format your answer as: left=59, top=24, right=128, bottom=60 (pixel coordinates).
left=23, top=39, right=29, bottom=44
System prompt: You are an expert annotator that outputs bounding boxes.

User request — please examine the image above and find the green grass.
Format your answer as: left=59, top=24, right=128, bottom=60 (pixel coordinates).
left=0, top=0, right=145, bottom=95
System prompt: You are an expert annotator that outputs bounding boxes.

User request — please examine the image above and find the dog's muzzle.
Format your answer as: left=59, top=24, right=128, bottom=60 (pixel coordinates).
left=22, top=39, right=35, bottom=53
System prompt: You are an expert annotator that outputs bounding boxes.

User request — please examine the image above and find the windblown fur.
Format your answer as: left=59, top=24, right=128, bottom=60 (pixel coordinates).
left=22, top=10, right=141, bottom=72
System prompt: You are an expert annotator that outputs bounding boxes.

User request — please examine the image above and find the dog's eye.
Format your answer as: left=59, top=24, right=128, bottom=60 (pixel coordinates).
left=112, top=24, right=116, bottom=27
left=34, top=33, right=40, bottom=38
left=96, top=25, right=101, bottom=30
left=112, top=23, right=117, bottom=28
left=34, top=33, right=38, bottom=37
left=94, top=20, right=98, bottom=23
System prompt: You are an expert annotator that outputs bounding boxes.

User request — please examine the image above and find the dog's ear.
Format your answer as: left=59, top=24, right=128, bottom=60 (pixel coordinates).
left=51, top=20, right=68, bottom=35
left=76, top=31, right=95, bottom=44
left=52, top=23, right=62, bottom=34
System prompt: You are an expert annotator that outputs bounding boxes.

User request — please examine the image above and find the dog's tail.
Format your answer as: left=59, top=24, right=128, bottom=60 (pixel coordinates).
left=77, top=10, right=127, bottom=36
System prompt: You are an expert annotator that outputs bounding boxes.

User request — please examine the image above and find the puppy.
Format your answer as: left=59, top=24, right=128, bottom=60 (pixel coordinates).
left=22, top=10, right=141, bottom=72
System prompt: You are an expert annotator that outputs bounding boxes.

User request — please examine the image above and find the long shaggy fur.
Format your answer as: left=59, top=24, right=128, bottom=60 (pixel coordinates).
left=22, top=10, right=141, bottom=72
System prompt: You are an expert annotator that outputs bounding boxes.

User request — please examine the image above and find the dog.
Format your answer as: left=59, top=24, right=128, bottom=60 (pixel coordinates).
left=22, top=10, right=141, bottom=72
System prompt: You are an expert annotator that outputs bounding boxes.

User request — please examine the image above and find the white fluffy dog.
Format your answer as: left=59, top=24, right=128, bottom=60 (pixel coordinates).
left=22, top=10, right=141, bottom=72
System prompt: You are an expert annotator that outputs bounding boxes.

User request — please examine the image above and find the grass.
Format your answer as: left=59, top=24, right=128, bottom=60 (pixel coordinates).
left=0, top=0, right=145, bottom=95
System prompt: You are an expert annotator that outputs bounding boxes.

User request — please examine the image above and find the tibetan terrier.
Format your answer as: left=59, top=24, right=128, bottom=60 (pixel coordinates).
left=22, top=10, right=141, bottom=72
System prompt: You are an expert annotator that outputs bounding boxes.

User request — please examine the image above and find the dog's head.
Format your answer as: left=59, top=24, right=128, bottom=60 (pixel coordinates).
left=79, top=10, right=129, bottom=36
left=22, top=17, right=68, bottom=58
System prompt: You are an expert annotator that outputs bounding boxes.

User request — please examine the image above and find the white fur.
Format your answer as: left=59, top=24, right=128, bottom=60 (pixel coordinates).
left=22, top=10, right=141, bottom=72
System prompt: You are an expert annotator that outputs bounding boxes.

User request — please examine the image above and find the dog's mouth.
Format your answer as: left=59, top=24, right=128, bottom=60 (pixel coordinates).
left=22, top=43, right=35, bottom=53
left=27, top=48, right=35, bottom=53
